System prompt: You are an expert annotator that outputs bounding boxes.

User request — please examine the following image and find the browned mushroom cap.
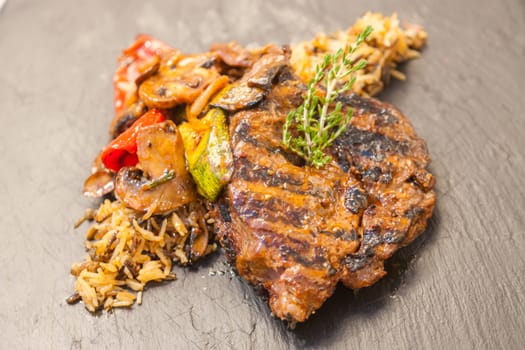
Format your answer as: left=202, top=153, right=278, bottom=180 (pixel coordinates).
left=83, top=169, right=115, bottom=197
left=136, top=120, right=187, bottom=178
left=83, top=154, right=115, bottom=198
left=134, top=55, right=161, bottom=86
left=210, top=51, right=288, bottom=112
left=115, top=121, right=196, bottom=215
left=244, top=51, right=287, bottom=90
left=210, top=41, right=254, bottom=68
left=138, top=53, right=220, bottom=109
left=209, top=83, right=265, bottom=112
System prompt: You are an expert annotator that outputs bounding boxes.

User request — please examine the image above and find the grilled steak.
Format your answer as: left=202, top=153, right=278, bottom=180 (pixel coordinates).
left=213, top=51, right=436, bottom=324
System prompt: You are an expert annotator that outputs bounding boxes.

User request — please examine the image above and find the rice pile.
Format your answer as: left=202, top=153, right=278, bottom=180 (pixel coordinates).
left=68, top=199, right=216, bottom=312
left=291, top=12, right=427, bottom=96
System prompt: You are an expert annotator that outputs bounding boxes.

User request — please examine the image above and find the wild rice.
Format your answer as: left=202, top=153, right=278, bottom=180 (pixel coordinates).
left=290, top=12, right=427, bottom=97
left=74, top=208, right=95, bottom=228
left=69, top=199, right=214, bottom=312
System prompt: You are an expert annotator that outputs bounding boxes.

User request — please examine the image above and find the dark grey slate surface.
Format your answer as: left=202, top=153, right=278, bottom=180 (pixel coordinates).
left=1, top=0, right=524, bottom=349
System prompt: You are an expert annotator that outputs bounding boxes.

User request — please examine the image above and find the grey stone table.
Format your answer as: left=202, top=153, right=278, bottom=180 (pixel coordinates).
left=1, top=0, right=524, bottom=348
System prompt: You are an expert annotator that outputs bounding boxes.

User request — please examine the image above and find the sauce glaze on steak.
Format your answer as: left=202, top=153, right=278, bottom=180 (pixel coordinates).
left=213, top=51, right=436, bottom=324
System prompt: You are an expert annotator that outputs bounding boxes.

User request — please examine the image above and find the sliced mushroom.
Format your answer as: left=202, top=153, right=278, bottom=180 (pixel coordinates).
left=209, top=83, right=265, bottom=112
left=210, top=41, right=254, bottom=68
left=83, top=169, right=115, bottom=198
left=115, top=121, right=196, bottom=215
left=244, top=52, right=287, bottom=90
left=138, top=53, right=220, bottom=109
left=210, top=51, right=287, bottom=112
left=83, top=154, right=115, bottom=198
left=136, top=121, right=187, bottom=178
left=134, top=55, right=160, bottom=86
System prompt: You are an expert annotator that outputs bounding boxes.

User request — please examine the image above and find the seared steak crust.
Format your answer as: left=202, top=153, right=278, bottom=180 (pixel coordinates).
left=213, top=63, right=436, bottom=323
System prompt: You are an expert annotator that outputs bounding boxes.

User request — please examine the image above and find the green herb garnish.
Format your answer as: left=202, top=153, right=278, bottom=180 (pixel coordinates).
left=282, top=25, right=373, bottom=168
left=141, top=170, right=175, bottom=191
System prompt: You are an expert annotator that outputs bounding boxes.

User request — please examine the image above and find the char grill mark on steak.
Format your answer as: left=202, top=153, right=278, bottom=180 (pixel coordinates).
left=337, top=93, right=397, bottom=120
left=229, top=108, right=355, bottom=238
left=235, top=156, right=343, bottom=199
left=334, top=127, right=409, bottom=162
left=233, top=190, right=309, bottom=228
left=235, top=156, right=304, bottom=188
left=213, top=51, right=436, bottom=324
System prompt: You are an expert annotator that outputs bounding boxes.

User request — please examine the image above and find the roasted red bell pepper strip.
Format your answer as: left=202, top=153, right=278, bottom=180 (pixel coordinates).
left=113, top=35, right=174, bottom=118
left=101, top=109, right=166, bottom=172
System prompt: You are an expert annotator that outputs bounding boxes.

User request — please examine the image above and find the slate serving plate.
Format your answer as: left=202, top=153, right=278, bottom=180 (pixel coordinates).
left=1, top=0, right=524, bottom=348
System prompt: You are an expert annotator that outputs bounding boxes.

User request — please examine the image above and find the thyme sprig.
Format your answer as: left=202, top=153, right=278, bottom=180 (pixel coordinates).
left=141, top=170, right=175, bottom=191
left=282, top=26, right=373, bottom=168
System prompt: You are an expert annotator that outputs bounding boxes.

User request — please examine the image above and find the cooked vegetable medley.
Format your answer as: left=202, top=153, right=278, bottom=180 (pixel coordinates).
left=70, top=12, right=427, bottom=312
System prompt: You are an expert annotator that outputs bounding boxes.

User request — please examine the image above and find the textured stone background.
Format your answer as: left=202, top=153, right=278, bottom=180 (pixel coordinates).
left=1, top=0, right=524, bottom=348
